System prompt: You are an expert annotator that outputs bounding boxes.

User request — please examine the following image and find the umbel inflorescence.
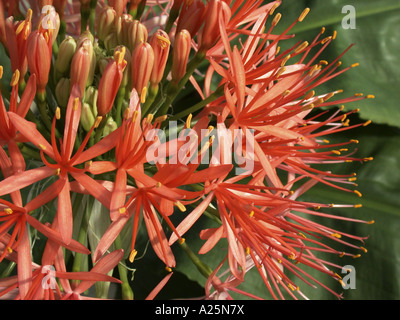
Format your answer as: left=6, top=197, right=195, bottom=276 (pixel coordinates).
left=0, top=0, right=374, bottom=300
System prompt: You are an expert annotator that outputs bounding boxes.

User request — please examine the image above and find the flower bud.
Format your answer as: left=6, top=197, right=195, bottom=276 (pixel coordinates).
left=55, top=77, right=70, bottom=108
left=5, top=9, right=32, bottom=82
left=97, top=47, right=127, bottom=116
left=117, top=14, right=133, bottom=46
left=127, top=20, right=148, bottom=52
left=81, top=102, right=96, bottom=131
left=199, top=0, right=231, bottom=52
left=70, top=41, right=91, bottom=97
left=54, top=35, right=76, bottom=80
left=27, top=29, right=52, bottom=93
left=84, top=86, right=98, bottom=117
left=77, top=32, right=96, bottom=86
left=103, top=116, right=118, bottom=137
left=108, top=0, right=128, bottom=18
left=114, top=45, right=131, bottom=88
left=171, top=29, right=191, bottom=84
left=104, top=31, right=119, bottom=52
left=98, top=5, right=117, bottom=42
left=131, top=42, right=154, bottom=103
left=176, top=0, right=206, bottom=38
left=149, top=29, right=170, bottom=88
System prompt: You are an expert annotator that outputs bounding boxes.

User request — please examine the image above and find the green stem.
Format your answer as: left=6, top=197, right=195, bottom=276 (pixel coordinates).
left=19, top=144, right=42, bottom=161
left=36, top=91, right=56, bottom=136
left=169, top=84, right=225, bottom=121
left=94, top=117, right=107, bottom=144
left=0, top=261, right=16, bottom=278
left=114, top=236, right=134, bottom=300
left=89, top=0, right=98, bottom=35
left=80, top=3, right=90, bottom=33
left=141, top=85, right=159, bottom=116
left=179, top=240, right=213, bottom=279
left=115, top=86, right=126, bottom=127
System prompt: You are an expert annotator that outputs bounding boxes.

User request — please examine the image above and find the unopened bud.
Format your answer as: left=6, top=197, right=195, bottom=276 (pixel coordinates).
left=103, top=116, right=118, bottom=136
left=70, top=43, right=91, bottom=97
left=55, top=77, right=71, bottom=108
left=127, top=20, right=148, bottom=53
left=98, top=6, right=117, bottom=42
left=54, top=36, right=76, bottom=80
left=171, top=29, right=191, bottom=83
left=108, top=0, right=128, bottom=18
left=84, top=86, right=98, bottom=117
left=176, top=0, right=206, bottom=38
left=81, top=102, right=96, bottom=131
left=131, top=42, right=154, bottom=102
left=149, top=29, right=170, bottom=87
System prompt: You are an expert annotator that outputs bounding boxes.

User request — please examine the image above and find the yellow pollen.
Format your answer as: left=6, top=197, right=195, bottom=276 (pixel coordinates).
left=354, top=190, right=362, bottom=198
left=363, top=120, right=372, bottom=126
left=339, top=279, right=345, bottom=287
left=165, top=266, right=172, bottom=273
left=141, top=87, right=148, bottom=103
left=319, top=60, right=329, bottom=65
left=304, top=90, right=315, bottom=100
left=15, top=21, right=26, bottom=36
left=73, top=98, right=80, bottom=111
left=249, top=210, right=255, bottom=218
left=350, top=139, right=359, bottom=144
left=321, top=27, right=326, bottom=34
left=352, top=254, right=361, bottom=259
left=269, top=2, right=280, bottom=15
left=364, top=157, right=374, bottom=161
left=119, top=207, right=127, bottom=214
left=334, top=273, right=342, bottom=280
left=288, top=253, right=296, bottom=260
left=155, top=182, right=162, bottom=188
left=332, top=150, right=341, bottom=155
left=246, top=247, right=250, bottom=255
left=178, top=238, right=185, bottom=244
left=186, top=114, right=193, bottom=128
left=336, top=61, right=342, bottom=67
left=288, top=283, right=295, bottom=291
left=156, top=34, right=171, bottom=48
left=272, top=13, right=282, bottom=26
left=348, top=177, right=357, bottom=182
left=298, top=232, right=307, bottom=238
left=4, top=208, right=13, bottom=215
left=322, top=139, right=330, bottom=143
left=281, top=55, right=291, bottom=67
left=332, top=30, right=337, bottom=40
left=324, top=92, right=335, bottom=101
left=331, top=233, right=342, bottom=239
left=294, top=41, right=309, bottom=54
left=38, top=144, right=47, bottom=151
left=131, top=110, right=139, bottom=121
left=354, top=204, right=362, bottom=208
left=277, top=258, right=282, bottom=264
left=55, top=107, right=61, bottom=120
left=340, top=148, right=348, bottom=152
left=276, top=66, right=286, bottom=78
left=368, top=220, right=375, bottom=224
left=282, top=89, right=290, bottom=96
left=314, top=206, right=321, bottom=210
left=175, top=201, right=186, bottom=212
left=298, top=8, right=310, bottom=22
left=354, top=93, right=364, bottom=97
left=366, top=94, right=375, bottom=99
left=351, top=63, right=360, bottom=68
left=7, top=247, right=12, bottom=253
left=342, top=119, right=350, bottom=127
left=10, top=70, right=20, bottom=87
left=129, top=249, right=137, bottom=263
left=275, top=46, right=281, bottom=55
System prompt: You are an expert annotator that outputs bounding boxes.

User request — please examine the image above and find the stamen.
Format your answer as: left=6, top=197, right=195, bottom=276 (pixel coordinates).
left=351, top=63, right=360, bottom=68
left=354, top=190, right=362, bottom=198
left=73, top=98, right=80, bottom=111
left=294, top=41, right=309, bottom=54
left=146, top=113, right=154, bottom=124
left=165, top=266, right=172, bottom=272
left=186, top=114, right=192, bottom=128
left=10, top=70, right=20, bottom=87
left=354, top=204, right=362, bottom=208
left=55, top=107, right=61, bottom=120
left=38, top=144, right=47, bottom=151
left=0, top=66, right=3, bottom=79
left=155, top=182, right=162, bottom=188
left=94, top=116, right=103, bottom=128
left=175, top=201, right=186, bottom=212
left=119, top=207, right=127, bottom=214
left=272, top=13, right=282, bottom=26
left=363, top=120, right=372, bottom=126
left=141, top=87, right=147, bottom=103
left=332, top=30, right=337, bottom=40
left=298, top=8, right=310, bottom=22
left=360, top=247, right=368, bottom=253
left=331, top=233, right=341, bottom=239
left=129, top=249, right=138, bottom=263
left=4, top=208, right=13, bottom=215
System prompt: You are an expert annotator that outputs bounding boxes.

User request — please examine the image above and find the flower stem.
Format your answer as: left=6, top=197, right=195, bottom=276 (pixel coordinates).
left=115, top=86, right=126, bottom=127
left=114, top=235, right=134, bottom=300
left=36, top=91, right=58, bottom=137
left=89, top=0, right=98, bottom=35
left=141, top=84, right=159, bottom=116
left=179, top=240, right=213, bottom=279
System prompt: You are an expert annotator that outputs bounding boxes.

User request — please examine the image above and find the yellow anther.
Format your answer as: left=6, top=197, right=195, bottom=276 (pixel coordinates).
left=280, top=54, right=291, bottom=67
left=324, top=92, right=335, bottom=101
left=245, top=247, right=250, bottom=255
left=15, top=21, right=26, bottom=36
left=366, top=94, right=375, bottom=99
left=73, top=97, right=80, bottom=111
left=94, top=116, right=103, bottom=128
left=301, top=103, right=314, bottom=112
left=354, top=204, right=362, bottom=208
left=321, top=36, right=332, bottom=44
left=294, top=41, right=309, bottom=54
left=319, top=60, right=328, bottom=65
left=350, top=139, right=359, bottom=144
left=351, top=63, right=360, bottom=68
left=304, top=90, right=315, bottom=100
left=156, top=34, right=171, bottom=48
left=364, top=157, right=373, bottom=161
left=249, top=210, right=255, bottom=218
left=363, top=120, right=372, bottom=126
left=119, top=207, right=127, bottom=214
left=131, top=110, right=139, bottom=121
left=155, top=115, right=168, bottom=124
left=331, top=233, right=342, bottom=239
left=367, top=220, right=375, bottom=224
left=269, top=2, right=280, bottom=15
left=165, top=266, right=173, bottom=273
left=336, top=61, right=342, bottom=67
left=332, top=30, right=337, bottom=40
left=0, top=66, right=3, bottom=79
left=288, top=253, right=296, bottom=260
left=288, top=283, right=295, bottom=291
left=85, top=161, right=92, bottom=169
left=26, top=9, right=33, bottom=22
left=146, top=113, right=154, bottom=124
left=339, top=252, right=345, bottom=257
left=272, top=13, right=282, bottom=26
left=339, top=279, right=345, bottom=287
left=38, top=144, right=47, bottom=151
left=141, top=87, right=147, bottom=104
left=275, top=46, right=281, bottom=55
left=114, top=46, right=126, bottom=65
left=348, top=177, right=357, bottom=182
left=354, top=190, right=362, bottom=198
left=321, top=26, right=326, bottom=34
left=55, top=107, right=61, bottom=120
left=354, top=93, right=364, bottom=97
left=298, top=8, right=310, bottom=22
left=54, top=168, right=61, bottom=176
left=282, top=89, right=290, bottom=96
left=298, top=232, right=307, bottom=238
left=10, top=70, right=20, bottom=87
left=352, top=254, right=361, bottom=259
left=332, top=150, right=341, bottom=155
left=155, top=182, right=162, bottom=188
left=314, top=206, right=321, bottom=210
left=186, top=114, right=193, bottom=128
left=277, top=258, right=282, bottom=264
left=322, top=139, right=330, bottom=144
left=129, top=249, right=138, bottom=263
left=4, top=208, right=13, bottom=215
left=276, top=66, right=286, bottom=78
left=178, top=238, right=185, bottom=244
left=175, top=201, right=186, bottom=212
left=7, top=247, right=13, bottom=253
left=342, top=119, right=350, bottom=127
left=360, top=247, right=368, bottom=253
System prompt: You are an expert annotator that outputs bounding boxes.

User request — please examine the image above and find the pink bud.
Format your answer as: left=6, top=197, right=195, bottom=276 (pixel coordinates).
left=131, top=42, right=154, bottom=102
left=171, top=29, right=191, bottom=84
left=27, top=29, right=52, bottom=93
left=97, top=47, right=127, bottom=116
left=70, top=42, right=91, bottom=97
left=108, top=0, right=128, bottom=18
left=176, top=0, right=206, bottom=38
left=149, top=29, right=170, bottom=88
left=98, top=5, right=117, bottom=42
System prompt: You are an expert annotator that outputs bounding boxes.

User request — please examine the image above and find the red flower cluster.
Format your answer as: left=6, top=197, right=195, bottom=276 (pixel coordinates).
left=0, top=0, right=374, bottom=300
